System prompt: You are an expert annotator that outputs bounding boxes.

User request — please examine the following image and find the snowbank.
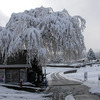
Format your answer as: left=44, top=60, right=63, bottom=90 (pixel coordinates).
left=0, top=84, right=50, bottom=100
left=89, top=87, right=100, bottom=95
left=65, top=94, right=75, bottom=100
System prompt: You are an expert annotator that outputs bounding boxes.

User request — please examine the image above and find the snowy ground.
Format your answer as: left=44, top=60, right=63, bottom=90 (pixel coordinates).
left=1, top=64, right=100, bottom=100
left=46, top=64, right=100, bottom=97
left=59, top=64, right=100, bottom=88
left=0, top=83, right=51, bottom=100
left=65, top=94, right=75, bottom=100
left=43, top=67, right=73, bottom=81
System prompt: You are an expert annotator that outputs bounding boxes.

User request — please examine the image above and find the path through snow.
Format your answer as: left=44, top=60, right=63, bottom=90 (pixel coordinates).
left=47, top=72, right=100, bottom=100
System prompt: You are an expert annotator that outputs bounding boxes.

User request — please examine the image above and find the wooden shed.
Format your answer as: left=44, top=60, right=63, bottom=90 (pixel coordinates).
left=0, top=64, right=29, bottom=83
left=0, top=50, right=43, bottom=86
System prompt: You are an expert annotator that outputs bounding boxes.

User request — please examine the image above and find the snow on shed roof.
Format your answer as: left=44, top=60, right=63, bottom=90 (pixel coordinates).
left=0, top=64, right=30, bottom=69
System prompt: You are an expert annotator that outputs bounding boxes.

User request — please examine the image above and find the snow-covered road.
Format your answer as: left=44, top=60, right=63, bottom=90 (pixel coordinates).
left=47, top=72, right=100, bottom=100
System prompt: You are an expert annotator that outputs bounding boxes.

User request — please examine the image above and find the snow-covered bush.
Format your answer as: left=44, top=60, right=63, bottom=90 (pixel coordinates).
left=0, top=6, right=86, bottom=65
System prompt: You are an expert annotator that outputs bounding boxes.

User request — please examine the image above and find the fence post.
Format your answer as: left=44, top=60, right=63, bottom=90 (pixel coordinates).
left=98, top=74, right=100, bottom=86
left=84, top=72, right=88, bottom=81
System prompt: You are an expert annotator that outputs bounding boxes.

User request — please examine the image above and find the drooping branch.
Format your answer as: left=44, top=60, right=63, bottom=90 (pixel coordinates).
left=0, top=6, right=86, bottom=65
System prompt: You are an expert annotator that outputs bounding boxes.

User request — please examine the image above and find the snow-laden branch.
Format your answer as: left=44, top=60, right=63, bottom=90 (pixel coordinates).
left=0, top=6, right=86, bottom=65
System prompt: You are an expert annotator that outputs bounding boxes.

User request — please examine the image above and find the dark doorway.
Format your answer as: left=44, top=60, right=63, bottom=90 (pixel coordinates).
left=5, top=69, right=20, bottom=83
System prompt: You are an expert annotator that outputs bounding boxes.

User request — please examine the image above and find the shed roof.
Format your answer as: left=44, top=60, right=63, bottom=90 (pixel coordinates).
left=0, top=64, right=30, bottom=69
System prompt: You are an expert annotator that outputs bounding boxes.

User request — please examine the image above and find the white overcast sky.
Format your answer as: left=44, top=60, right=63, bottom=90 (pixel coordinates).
left=0, top=0, right=100, bottom=52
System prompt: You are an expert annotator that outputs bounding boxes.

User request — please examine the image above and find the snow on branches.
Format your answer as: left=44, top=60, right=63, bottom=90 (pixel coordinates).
left=0, top=6, right=86, bottom=65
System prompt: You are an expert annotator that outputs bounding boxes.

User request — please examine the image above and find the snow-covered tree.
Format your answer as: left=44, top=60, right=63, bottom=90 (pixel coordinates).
left=0, top=6, right=86, bottom=65
left=87, top=48, right=96, bottom=61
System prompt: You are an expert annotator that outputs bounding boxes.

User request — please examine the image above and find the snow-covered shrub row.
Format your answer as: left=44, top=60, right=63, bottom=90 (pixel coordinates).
left=77, top=64, right=100, bottom=73
left=0, top=6, right=86, bottom=65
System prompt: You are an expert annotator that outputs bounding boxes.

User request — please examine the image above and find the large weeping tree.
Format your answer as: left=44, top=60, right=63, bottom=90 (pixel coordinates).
left=0, top=6, right=86, bottom=65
